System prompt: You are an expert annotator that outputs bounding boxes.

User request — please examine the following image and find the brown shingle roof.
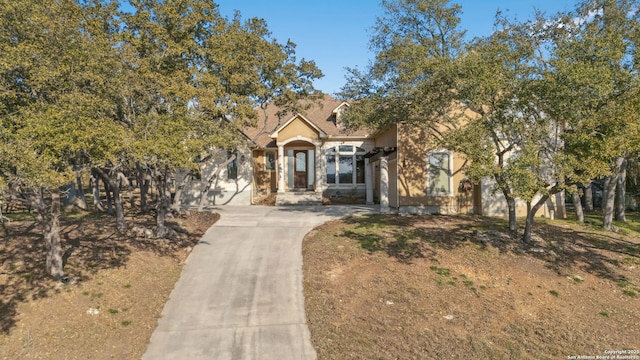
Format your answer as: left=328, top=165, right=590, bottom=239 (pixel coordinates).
left=242, top=94, right=368, bottom=148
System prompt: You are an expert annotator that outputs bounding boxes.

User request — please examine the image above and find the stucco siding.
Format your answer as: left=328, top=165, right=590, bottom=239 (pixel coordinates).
left=375, top=123, right=397, bottom=148
left=277, top=117, right=319, bottom=142
left=252, top=150, right=277, bottom=199
left=479, top=176, right=562, bottom=219
left=179, top=147, right=253, bottom=207
left=397, top=124, right=473, bottom=214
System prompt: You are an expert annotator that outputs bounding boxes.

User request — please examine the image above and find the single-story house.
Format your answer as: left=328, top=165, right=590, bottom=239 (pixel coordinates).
left=179, top=95, right=565, bottom=217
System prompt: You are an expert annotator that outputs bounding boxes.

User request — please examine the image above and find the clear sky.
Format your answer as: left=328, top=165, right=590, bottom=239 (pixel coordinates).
left=214, top=0, right=577, bottom=95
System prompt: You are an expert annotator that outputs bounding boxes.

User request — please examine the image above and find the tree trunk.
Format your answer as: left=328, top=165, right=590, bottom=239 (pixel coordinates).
left=572, top=191, right=584, bottom=223
left=603, top=156, right=625, bottom=230
left=103, top=176, right=114, bottom=215
left=75, top=172, right=88, bottom=210
left=523, top=194, right=550, bottom=244
left=198, top=154, right=236, bottom=212
left=615, top=157, right=627, bottom=222
left=117, top=171, right=129, bottom=204
left=506, top=196, right=518, bottom=233
left=37, top=189, right=64, bottom=279
left=172, top=172, right=192, bottom=212
left=555, top=191, right=566, bottom=219
left=156, top=167, right=172, bottom=238
left=91, top=171, right=104, bottom=211
left=95, top=167, right=127, bottom=231
left=584, top=181, right=594, bottom=211
left=137, top=163, right=151, bottom=213
left=111, top=180, right=126, bottom=231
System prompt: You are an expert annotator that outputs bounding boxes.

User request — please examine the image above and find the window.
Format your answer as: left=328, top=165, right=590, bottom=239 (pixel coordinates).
left=227, top=150, right=238, bottom=180
left=338, top=155, right=353, bottom=183
left=265, top=152, right=275, bottom=171
left=427, top=151, right=452, bottom=195
left=326, top=148, right=336, bottom=183
left=326, top=146, right=367, bottom=185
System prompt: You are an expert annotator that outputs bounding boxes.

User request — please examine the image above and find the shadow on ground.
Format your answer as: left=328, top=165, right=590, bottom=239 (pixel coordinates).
left=0, top=210, right=217, bottom=335
left=339, top=214, right=640, bottom=283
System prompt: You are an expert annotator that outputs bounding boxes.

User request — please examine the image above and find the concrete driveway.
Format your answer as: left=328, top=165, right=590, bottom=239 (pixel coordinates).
left=142, top=205, right=377, bottom=360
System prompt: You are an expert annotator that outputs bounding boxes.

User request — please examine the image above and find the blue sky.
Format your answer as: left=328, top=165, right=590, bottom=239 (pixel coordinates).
left=214, top=0, right=577, bottom=95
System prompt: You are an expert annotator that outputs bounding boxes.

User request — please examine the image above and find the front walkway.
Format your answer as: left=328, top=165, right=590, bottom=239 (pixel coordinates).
left=142, top=205, right=377, bottom=360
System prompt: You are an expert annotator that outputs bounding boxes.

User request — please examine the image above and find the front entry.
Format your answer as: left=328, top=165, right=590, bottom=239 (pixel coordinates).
left=294, top=150, right=307, bottom=189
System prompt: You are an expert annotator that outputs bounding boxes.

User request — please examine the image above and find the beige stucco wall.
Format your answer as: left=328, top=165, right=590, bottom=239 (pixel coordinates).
left=371, top=124, right=398, bottom=207
left=397, top=124, right=473, bottom=214
left=277, top=117, right=319, bottom=143
left=375, top=123, right=397, bottom=148
left=252, top=150, right=277, bottom=198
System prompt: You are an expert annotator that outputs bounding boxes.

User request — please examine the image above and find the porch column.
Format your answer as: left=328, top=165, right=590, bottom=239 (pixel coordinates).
left=365, top=158, right=373, bottom=205
left=277, top=145, right=285, bottom=193
left=380, top=156, right=389, bottom=213
left=315, top=144, right=322, bottom=193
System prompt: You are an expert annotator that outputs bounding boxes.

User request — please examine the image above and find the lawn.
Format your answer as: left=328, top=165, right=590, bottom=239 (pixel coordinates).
left=0, top=210, right=218, bottom=359
left=302, top=213, right=640, bottom=359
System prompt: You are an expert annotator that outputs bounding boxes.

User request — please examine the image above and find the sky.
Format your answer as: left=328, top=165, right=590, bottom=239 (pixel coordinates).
left=214, top=0, right=578, bottom=95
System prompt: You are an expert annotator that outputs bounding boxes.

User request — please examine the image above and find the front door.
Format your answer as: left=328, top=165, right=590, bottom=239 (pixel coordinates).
left=294, top=150, right=307, bottom=189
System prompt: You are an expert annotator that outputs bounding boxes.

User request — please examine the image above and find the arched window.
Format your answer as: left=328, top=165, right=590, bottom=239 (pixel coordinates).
left=326, top=146, right=367, bottom=185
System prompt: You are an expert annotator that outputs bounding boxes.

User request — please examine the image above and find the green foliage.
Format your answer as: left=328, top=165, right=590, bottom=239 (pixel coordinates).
left=544, top=0, right=640, bottom=170
left=0, top=0, right=322, bottom=197
left=0, top=0, right=322, bottom=275
left=429, top=266, right=451, bottom=277
left=0, top=0, right=124, bottom=190
left=342, top=0, right=640, bottom=242
left=338, top=0, right=465, bottom=133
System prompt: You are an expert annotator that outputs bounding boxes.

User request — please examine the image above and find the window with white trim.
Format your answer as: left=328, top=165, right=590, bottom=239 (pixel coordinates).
left=326, top=146, right=366, bottom=185
left=265, top=151, right=275, bottom=171
left=427, top=151, right=452, bottom=195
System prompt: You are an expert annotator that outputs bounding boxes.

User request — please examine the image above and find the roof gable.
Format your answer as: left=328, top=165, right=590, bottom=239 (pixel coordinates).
left=332, top=101, right=350, bottom=115
left=270, top=113, right=327, bottom=139
left=242, top=94, right=369, bottom=148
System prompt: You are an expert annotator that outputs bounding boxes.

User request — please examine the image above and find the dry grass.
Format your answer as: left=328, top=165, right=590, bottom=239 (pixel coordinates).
left=303, top=214, right=640, bottom=359
left=0, top=210, right=218, bottom=359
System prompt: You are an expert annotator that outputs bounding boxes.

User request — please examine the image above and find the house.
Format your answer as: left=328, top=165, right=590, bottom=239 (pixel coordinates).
left=179, top=95, right=564, bottom=217
left=244, top=95, right=374, bottom=206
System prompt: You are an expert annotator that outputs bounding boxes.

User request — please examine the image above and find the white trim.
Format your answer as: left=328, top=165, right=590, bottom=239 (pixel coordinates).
left=277, top=135, right=322, bottom=147
left=325, top=135, right=373, bottom=140
left=331, top=102, right=351, bottom=115
left=324, top=144, right=368, bottom=186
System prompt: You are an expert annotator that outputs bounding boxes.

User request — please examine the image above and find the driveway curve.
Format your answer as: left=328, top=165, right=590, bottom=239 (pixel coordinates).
left=142, top=205, right=377, bottom=360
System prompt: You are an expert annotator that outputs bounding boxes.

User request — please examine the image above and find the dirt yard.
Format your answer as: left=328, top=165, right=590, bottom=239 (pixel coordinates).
left=0, top=210, right=218, bottom=359
left=303, top=214, right=640, bottom=360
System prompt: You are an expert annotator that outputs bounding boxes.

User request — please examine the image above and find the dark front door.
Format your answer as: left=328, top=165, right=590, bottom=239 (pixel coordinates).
left=294, top=150, right=307, bottom=189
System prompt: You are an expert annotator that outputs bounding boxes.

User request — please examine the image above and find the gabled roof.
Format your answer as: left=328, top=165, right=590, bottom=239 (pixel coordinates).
left=332, top=101, right=350, bottom=115
left=269, top=113, right=328, bottom=139
left=242, top=94, right=368, bottom=148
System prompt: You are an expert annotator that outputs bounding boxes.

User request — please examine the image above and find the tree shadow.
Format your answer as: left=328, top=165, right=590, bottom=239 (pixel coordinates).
left=532, top=224, right=639, bottom=281
left=0, top=210, right=218, bottom=335
left=339, top=214, right=640, bottom=283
